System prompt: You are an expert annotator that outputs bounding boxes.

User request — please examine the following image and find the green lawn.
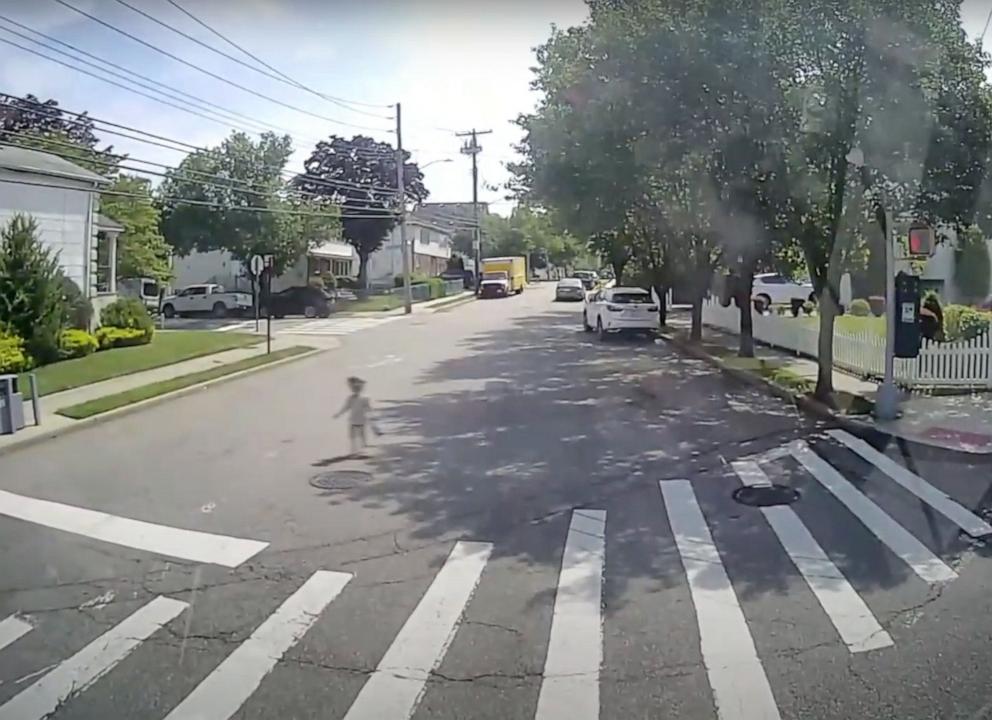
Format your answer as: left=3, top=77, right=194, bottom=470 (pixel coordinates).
left=339, top=295, right=406, bottom=312
left=20, top=331, right=260, bottom=398
left=56, top=346, right=312, bottom=419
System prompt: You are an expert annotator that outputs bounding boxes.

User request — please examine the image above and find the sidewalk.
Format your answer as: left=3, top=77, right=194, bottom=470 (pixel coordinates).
left=0, top=334, right=336, bottom=455
left=664, top=311, right=992, bottom=454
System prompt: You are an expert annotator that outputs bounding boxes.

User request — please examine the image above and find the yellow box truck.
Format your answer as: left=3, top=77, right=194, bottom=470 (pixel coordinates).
left=479, top=256, right=526, bottom=297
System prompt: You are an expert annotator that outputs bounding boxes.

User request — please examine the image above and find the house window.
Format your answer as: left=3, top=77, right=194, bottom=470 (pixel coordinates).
left=96, top=231, right=112, bottom=293
left=420, top=228, right=430, bottom=245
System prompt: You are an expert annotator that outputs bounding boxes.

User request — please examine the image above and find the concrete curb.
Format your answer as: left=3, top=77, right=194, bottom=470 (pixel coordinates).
left=428, top=293, right=477, bottom=312
left=0, top=346, right=326, bottom=458
left=654, top=330, right=877, bottom=435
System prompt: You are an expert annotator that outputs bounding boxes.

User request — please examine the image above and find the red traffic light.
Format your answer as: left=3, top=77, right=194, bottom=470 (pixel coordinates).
left=908, top=222, right=935, bottom=257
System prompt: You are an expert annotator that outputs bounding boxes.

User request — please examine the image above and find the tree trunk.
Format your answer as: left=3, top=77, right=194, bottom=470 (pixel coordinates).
left=357, top=252, right=369, bottom=294
left=814, top=285, right=838, bottom=401
left=611, top=259, right=627, bottom=285
left=690, top=295, right=703, bottom=342
left=653, top=283, right=668, bottom=327
left=737, top=266, right=755, bottom=358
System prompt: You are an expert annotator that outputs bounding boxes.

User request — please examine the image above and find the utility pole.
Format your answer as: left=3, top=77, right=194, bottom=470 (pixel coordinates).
left=396, top=102, right=413, bottom=314
left=456, top=128, right=492, bottom=288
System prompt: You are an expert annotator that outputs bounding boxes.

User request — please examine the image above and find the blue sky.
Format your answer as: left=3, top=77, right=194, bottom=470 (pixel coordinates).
left=1, top=0, right=990, bottom=215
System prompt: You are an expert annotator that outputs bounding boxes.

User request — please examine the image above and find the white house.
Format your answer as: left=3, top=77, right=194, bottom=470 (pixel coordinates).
left=366, top=214, right=452, bottom=285
left=894, top=225, right=992, bottom=303
left=172, top=240, right=356, bottom=293
left=0, top=146, right=123, bottom=322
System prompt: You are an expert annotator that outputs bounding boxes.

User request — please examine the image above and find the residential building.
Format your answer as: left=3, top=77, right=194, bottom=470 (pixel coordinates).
left=894, top=225, right=992, bottom=304
left=171, top=240, right=357, bottom=294
left=0, top=146, right=123, bottom=323
left=365, top=214, right=452, bottom=285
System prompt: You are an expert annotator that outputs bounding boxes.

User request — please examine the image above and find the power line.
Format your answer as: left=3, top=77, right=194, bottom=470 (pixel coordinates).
left=50, top=0, right=393, bottom=133
left=983, top=5, right=992, bottom=46
left=0, top=15, right=337, bottom=145
left=0, top=28, right=313, bottom=143
left=0, top=95, right=406, bottom=197
left=158, top=0, right=393, bottom=116
left=0, top=132, right=404, bottom=203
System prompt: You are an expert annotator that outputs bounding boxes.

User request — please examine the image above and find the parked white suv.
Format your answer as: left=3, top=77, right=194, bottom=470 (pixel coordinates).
left=161, top=284, right=253, bottom=318
left=583, top=287, right=659, bottom=340
left=752, top=273, right=815, bottom=310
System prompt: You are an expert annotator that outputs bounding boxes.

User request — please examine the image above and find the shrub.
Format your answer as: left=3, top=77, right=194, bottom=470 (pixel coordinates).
left=849, top=298, right=871, bottom=317
left=60, top=274, right=93, bottom=330
left=0, top=328, right=31, bottom=373
left=58, top=329, right=99, bottom=359
left=427, top=277, right=445, bottom=299
left=944, top=304, right=965, bottom=341
left=95, top=326, right=151, bottom=350
left=958, top=309, right=991, bottom=342
left=0, top=215, right=66, bottom=364
left=336, top=276, right=357, bottom=290
left=100, top=297, right=154, bottom=343
left=393, top=273, right=429, bottom=288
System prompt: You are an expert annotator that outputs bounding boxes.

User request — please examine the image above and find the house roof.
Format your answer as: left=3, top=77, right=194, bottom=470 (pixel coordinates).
left=0, top=146, right=109, bottom=185
left=95, top=213, right=125, bottom=232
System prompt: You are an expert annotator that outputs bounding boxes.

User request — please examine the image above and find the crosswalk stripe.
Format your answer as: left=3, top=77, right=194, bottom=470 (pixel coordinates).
left=0, top=615, right=32, bottom=652
left=0, top=489, right=269, bottom=568
left=342, top=541, right=492, bottom=720
left=163, top=570, right=352, bottom=720
left=660, top=480, right=782, bottom=720
left=534, top=509, right=606, bottom=720
left=0, top=596, right=187, bottom=720
left=789, top=441, right=957, bottom=583
left=731, top=462, right=893, bottom=654
left=826, top=430, right=992, bottom=538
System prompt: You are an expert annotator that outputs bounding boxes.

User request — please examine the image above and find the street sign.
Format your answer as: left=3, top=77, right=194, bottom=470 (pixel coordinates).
left=250, top=254, right=264, bottom=277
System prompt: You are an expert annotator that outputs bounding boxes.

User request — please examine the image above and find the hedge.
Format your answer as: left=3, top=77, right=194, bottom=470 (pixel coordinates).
left=0, top=328, right=31, bottom=373
left=58, top=329, right=99, bottom=360
left=95, top=326, right=151, bottom=350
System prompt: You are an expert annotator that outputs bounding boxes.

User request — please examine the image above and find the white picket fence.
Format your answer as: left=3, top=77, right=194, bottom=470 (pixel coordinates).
left=701, top=300, right=992, bottom=389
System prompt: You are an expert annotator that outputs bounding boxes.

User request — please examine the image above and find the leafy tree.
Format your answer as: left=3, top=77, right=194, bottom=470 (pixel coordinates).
left=294, top=135, right=426, bottom=287
left=101, top=176, right=172, bottom=283
left=954, top=225, right=991, bottom=303
left=160, top=132, right=337, bottom=286
left=0, top=215, right=66, bottom=364
left=0, top=94, right=101, bottom=148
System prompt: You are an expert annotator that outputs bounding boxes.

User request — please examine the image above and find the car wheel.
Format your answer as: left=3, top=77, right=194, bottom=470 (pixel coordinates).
left=212, top=302, right=227, bottom=318
left=162, top=304, right=176, bottom=319
left=304, top=305, right=317, bottom=318
left=808, top=291, right=818, bottom=303
left=754, top=293, right=771, bottom=313
left=597, top=318, right=608, bottom=342
left=583, top=312, right=592, bottom=332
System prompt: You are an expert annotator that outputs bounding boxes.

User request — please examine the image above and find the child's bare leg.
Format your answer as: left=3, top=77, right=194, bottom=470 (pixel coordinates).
left=349, top=425, right=361, bottom=455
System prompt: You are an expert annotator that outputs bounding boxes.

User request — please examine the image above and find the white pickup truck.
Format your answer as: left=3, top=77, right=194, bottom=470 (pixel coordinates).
left=160, top=284, right=253, bottom=318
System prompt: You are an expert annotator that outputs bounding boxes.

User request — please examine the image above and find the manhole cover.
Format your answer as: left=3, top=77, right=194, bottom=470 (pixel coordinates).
left=732, top=484, right=801, bottom=507
left=310, top=470, right=372, bottom=490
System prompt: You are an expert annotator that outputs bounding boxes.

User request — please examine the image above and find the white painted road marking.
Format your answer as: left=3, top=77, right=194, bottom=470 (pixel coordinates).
left=731, top=462, right=893, bottom=654
left=0, top=596, right=187, bottom=720
left=827, top=430, right=992, bottom=538
left=0, top=615, right=32, bottom=652
left=163, top=570, right=352, bottom=720
left=343, top=541, right=493, bottom=720
left=0, top=489, right=268, bottom=568
left=790, top=441, right=957, bottom=584
left=534, top=509, right=606, bottom=720
left=660, top=480, right=782, bottom=720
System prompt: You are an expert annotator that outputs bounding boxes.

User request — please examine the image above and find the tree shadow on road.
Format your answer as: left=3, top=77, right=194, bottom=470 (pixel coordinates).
left=311, top=308, right=946, bottom=608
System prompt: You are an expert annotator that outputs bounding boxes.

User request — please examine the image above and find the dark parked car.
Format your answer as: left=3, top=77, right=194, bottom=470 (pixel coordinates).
left=261, top=286, right=332, bottom=318
left=440, top=269, right=476, bottom=290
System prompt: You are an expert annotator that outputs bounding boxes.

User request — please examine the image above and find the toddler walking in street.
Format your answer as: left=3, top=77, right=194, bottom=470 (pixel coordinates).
left=335, top=376, right=380, bottom=455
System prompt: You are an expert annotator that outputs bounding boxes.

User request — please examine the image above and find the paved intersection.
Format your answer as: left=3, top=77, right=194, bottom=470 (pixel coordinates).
left=1, top=285, right=990, bottom=719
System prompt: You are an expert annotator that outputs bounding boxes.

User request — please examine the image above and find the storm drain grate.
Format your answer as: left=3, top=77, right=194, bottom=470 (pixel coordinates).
left=310, top=470, right=372, bottom=490
left=732, top=484, right=801, bottom=508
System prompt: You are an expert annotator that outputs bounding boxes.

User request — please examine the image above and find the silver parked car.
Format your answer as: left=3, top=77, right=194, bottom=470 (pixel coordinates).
left=555, top=277, right=586, bottom=301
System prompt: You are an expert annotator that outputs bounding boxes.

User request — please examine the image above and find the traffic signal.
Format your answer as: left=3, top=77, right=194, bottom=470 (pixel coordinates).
left=907, top=221, right=935, bottom=257
left=894, top=272, right=921, bottom=359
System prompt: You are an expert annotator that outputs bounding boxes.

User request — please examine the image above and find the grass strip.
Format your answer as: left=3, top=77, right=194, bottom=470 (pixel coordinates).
left=56, top=346, right=312, bottom=419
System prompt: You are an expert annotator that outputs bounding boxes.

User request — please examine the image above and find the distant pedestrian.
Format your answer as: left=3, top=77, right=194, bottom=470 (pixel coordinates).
left=335, top=376, right=380, bottom=455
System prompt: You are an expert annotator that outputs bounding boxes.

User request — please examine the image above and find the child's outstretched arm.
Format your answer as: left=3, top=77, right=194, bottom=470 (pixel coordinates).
left=334, top=397, right=350, bottom=419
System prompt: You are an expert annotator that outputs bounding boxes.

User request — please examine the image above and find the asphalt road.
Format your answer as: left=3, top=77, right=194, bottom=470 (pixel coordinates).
left=1, top=284, right=991, bottom=719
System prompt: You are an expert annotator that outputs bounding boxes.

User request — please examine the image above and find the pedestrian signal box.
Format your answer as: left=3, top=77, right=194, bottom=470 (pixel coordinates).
left=894, top=271, right=922, bottom=359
